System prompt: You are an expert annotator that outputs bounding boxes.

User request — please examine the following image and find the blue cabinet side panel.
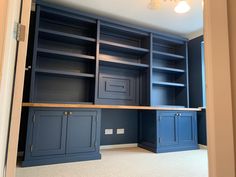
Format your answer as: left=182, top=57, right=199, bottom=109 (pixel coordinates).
left=100, top=109, right=138, bottom=145
left=197, top=109, right=207, bottom=145
left=188, top=35, right=204, bottom=108
left=188, top=35, right=207, bottom=146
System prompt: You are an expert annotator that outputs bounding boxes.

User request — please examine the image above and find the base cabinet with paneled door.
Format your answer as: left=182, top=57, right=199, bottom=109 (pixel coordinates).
left=22, top=108, right=101, bottom=167
left=138, top=111, right=198, bottom=153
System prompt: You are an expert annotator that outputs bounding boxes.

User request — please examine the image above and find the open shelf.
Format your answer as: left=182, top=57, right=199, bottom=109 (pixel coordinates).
left=152, top=84, right=187, bottom=106
left=38, top=29, right=96, bottom=44
left=100, top=23, right=149, bottom=49
left=152, top=81, right=185, bottom=87
left=38, top=31, right=96, bottom=57
left=40, top=9, right=97, bottom=38
left=99, top=58, right=149, bottom=69
left=153, top=51, right=185, bottom=60
left=33, top=73, right=94, bottom=103
left=37, top=48, right=95, bottom=61
left=38, top=28, right=96, bottom=42
left=100, top=40, right=149, bottom=55
left=152, top=66, right=185, bottom=73
left=152, top=36, right=186, bottom=57
left=35, top=69, right=95, bottom=78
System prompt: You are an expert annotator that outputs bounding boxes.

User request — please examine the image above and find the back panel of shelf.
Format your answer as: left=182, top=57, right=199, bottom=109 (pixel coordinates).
left=33, top=73, right=94, bottom=103
left=152, top=84, right=187, bottom=107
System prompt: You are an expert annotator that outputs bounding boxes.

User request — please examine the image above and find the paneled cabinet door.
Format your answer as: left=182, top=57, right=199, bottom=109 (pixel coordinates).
left=177, top=112, right=197, bottom=145
left=31, top=110, right=67, bottom=157
left=158, top=112, right=178, bottom=147
left=66, top=111, right=98, bottom=154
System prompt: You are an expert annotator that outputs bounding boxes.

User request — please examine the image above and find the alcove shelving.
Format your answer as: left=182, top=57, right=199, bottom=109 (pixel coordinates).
left=151, top=35, right=188, bottom=107
left=30, top=6, right=97, bottom=104
left=95, top=22, right=150, bottom=106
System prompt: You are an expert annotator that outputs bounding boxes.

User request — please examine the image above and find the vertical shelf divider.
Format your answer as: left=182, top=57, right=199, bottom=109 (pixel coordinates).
left=185, top=41, right=190, bottom=108
left=94, top=20, right=101, bottom=104
left=149, top=33, right=153, bottom=106
left=29, top=5, right=40, bottom=102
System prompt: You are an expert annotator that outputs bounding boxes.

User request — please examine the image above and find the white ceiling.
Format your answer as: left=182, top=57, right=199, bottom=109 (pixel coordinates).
left=42, top=0, right=203, bottom=39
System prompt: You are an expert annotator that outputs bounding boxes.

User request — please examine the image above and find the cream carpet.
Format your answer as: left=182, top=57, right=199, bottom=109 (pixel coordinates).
left=16, top=147, right=208, bottom=177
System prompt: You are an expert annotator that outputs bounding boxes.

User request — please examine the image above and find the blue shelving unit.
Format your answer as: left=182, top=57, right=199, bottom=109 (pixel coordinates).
left=21, top=1, right=196, bottom=167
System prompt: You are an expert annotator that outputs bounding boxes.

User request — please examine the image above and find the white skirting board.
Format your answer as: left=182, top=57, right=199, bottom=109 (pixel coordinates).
left=100, top=144, right=138, bottom=150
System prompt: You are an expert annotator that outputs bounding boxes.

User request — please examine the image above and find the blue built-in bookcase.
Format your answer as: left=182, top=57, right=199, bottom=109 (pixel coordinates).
left=21, top=0, right=199, bottom=167
left=151, top=35, right=189, bottom=107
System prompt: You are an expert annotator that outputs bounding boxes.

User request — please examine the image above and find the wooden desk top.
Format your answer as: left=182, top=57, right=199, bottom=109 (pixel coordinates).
left=22, top=102, right=202, bottom=111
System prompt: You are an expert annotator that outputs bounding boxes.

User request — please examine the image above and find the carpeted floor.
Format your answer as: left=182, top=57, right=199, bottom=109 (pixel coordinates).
left=16, top=147, right=208, bottom=177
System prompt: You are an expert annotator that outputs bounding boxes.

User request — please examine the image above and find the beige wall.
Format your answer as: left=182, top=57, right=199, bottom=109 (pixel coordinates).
left=227, top=0, right=236, bottom=168
left=0, top=0, right=21, bottom=176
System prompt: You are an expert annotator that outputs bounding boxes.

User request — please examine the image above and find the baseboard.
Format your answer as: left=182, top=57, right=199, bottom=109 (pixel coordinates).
left=100, top=143, right=138, bottom=150
left=199, top=144, right=207, bottom=149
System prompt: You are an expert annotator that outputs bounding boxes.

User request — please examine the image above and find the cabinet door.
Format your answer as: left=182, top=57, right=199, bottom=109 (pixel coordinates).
left=66, top=110, right=99, bottom=154
left=158, top=112, right=178, bottom=147
left=31, top=110, right=67, bottom=157
left=177, top=112, right=197, bottom=145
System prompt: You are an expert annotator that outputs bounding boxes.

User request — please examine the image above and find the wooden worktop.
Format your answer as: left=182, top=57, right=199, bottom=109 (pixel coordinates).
left=22, top=102, right=202, bottom=111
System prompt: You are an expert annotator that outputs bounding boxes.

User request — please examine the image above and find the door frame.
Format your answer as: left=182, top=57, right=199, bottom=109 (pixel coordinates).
left=1, top=0, right=32, bottom=177
left=2, top=0, right=235, bottom=177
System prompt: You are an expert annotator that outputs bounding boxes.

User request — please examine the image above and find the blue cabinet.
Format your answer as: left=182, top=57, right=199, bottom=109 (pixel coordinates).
left=30, top=110, right=67, bottom=157
left=22, top=108, right=101, bottom=167
left=139, top=111, right=198, bottom=153
left=66, top=111, right=99, bottom=154
left=158, top=112, right=178, bottom=147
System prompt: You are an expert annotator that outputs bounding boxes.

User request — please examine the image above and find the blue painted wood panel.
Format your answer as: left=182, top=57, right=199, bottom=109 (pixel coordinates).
left=158, top=112, right=178, bottom=146
left=188, top=35, right=204, bottom=108
left=96, top=66, right=139, bottom=105
left=66, top=111, right=98, bottom=154
left=31, top=110, right=67, bottom=157
left=197, top=109, right=207, bottom=145
left=188, top=35, right=207, bottom=145
left=177, top=112, right=197, bottom=145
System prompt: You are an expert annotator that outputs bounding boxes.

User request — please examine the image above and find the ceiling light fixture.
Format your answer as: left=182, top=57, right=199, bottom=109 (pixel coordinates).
left=174, top=0, right=191, bottom=13
left=148, top=0, right=191, bottom=14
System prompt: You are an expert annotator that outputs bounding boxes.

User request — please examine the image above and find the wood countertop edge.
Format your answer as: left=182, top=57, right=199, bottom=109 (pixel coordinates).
left=22, top=102, right=202, bottom=111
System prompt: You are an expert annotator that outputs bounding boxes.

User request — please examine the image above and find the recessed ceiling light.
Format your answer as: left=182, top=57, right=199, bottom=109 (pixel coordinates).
left=174, top=0, right=191, bottom=14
